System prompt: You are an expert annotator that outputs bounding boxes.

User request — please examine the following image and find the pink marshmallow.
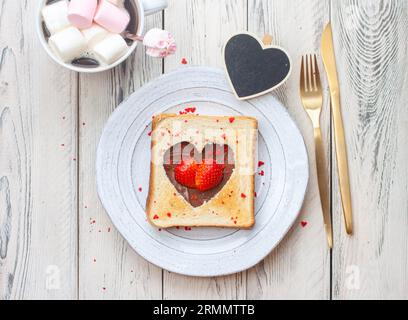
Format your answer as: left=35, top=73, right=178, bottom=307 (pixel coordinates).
left=68, top=0, right=97, bottom=29
left=94, top=0, right=130, bottom=34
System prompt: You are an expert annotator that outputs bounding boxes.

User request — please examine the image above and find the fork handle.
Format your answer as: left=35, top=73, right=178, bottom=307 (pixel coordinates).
left=314, top=127, right=333, bottom=248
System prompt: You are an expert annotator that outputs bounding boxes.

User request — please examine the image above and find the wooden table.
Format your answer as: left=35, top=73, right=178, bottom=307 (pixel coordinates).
left=1, top=0, right=407, bottom=300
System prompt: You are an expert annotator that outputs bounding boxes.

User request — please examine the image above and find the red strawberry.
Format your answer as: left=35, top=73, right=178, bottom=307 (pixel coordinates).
left=174, top=158, right=197, bottom=188
left=195, top=159, right=224, bottom=191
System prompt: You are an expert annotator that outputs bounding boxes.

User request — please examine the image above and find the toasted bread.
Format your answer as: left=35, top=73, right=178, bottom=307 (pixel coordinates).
left=146, top=114, right=257, bottom=228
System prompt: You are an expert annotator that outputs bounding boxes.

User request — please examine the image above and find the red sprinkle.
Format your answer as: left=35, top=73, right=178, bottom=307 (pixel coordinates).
left=258, top=170, right=265, bottom=176
left=254, top=191, right=257, bottom=197
left=301, top=221, right=308, bottom=228
left=147, top=131, right=152, bottom=136
left=181, top=58, right=188, bottom=64
left=221, top=133, right=227, bottom=140
left=153, top=215, right=159, bottom=220
left=258, top=161, right=265, bottom=167
left=229, top=117, right=235, bottom=123
left=184, top=227, right=192, bottom=231
left=102, top=287, right=106, bottom=291
left=107, top=227, right=111, bottom=232
left=138, top=187, right=142, bottom=192
left=167, top=212, right=172, bottom=218
left=241, top=193, right=247, bottom=198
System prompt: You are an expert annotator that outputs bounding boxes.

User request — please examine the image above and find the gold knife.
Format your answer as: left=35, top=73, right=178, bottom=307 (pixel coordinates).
left=321, top=23, right=353, bottom=235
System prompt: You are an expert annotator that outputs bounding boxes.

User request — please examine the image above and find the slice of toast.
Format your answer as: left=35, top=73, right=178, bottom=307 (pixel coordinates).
left=146, top=113, right=258, bottom=228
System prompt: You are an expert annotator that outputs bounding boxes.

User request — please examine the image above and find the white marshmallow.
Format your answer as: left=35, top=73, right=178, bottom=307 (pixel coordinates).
left=92, top=34, right=128, bottom=65
left=49, top=27, right=87, bottom=62
left=106, top=0, right=125, bottom=6
left=41, top=0, right=71, bottom=35
left=81, top=24, right=109, bottom=48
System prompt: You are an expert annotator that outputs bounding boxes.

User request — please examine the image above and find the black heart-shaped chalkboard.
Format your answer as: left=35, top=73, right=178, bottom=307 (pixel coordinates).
left=224, top=33, right=292, bottom=100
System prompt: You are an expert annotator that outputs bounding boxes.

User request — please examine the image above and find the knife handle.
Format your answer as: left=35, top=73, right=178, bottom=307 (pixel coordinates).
left=332, top=92, right=353, bottom=234
left=314, top=127, right=333, bottom=248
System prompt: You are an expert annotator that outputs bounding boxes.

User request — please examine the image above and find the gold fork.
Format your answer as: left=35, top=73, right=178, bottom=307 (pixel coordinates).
left=300, top=54, right=333, bottom=248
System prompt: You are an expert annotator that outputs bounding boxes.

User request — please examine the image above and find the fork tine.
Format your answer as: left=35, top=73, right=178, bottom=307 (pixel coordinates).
left=305, top=54, right=310, bottom=92
left=314, top=54, right=321, bottom=90
left=300, top=55, right=305, bottom=91
left=310, top=54, right=316, bottom=92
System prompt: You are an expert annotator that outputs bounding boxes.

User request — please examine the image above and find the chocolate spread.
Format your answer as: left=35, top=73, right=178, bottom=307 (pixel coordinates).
left=163, top=142, right=235, bottom=207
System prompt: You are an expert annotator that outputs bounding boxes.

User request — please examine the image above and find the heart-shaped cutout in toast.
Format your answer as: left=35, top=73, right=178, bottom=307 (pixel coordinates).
left=163, top=142, right=235, bottom=207
left=224, top=33, right=292, bottom=100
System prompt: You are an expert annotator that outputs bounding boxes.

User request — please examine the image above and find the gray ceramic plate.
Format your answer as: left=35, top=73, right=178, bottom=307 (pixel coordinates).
left=96, top=66, right=309, bottom=276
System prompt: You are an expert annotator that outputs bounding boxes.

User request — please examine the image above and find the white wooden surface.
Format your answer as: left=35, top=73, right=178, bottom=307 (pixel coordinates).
left=1, top=0, right=407, bottom=300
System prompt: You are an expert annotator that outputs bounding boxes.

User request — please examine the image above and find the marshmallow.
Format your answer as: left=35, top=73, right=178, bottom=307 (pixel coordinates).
left=81, top=24, right=109, bottom=48
left=68, top=0, right=97, bottom=29
left=92, top=34, right=128, bottom=65
left=41, top=0, right=70, bottom=35
left=107, top=0, right=125, bottom=6
left=94, top=0, right=130, bottom=34
left=49, top=27, right=87, bottom=62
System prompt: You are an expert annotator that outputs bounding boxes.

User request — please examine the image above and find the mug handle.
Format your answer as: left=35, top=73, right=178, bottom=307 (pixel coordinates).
left=141, top=0, right=168, bottom=16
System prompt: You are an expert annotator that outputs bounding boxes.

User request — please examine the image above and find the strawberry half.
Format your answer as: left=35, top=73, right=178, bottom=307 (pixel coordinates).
left=174, top=158, right=198, bottom=188
left=195, top=159, right=225, bottom=191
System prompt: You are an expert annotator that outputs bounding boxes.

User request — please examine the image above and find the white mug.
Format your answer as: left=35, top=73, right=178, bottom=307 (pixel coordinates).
left=36, top=0, right=168, bottom=73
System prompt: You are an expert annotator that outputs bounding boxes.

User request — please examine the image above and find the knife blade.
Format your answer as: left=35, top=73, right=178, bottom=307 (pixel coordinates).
left=321, top=23, right=353, bottom=235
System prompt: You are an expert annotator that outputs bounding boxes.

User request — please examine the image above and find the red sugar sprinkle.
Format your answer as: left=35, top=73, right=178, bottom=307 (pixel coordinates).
left=234, top=221, right=237, bottom=224
left=107, top=227, right=111, bottom=232
left=158, top=228, right=162, bottom=231
left=301, top=221, right=308, bottom=228
left=258, top=161, right=265, bottom=167
left=229, top=117, right=235, bottom=123
left=184, top=227, right=192, bottom=231
left=259, top=170, right=265, bottom=176
left=102, top=287, right=106, bottom=291
left=176, top=226, right=180, bottom=229
left=167, top=212, right=172, bottom=218
left=221, top=133, right=227, bottom=140
left=254, top=191, right=257, bottom=197
left=147, top=131, right=152, bottom=136
left=181, top=58, right=188, bottom=64
left=138, top=187, right=142, bottom=192
left=153, top=215, right=159, bottom=220
left=241, top=193, right=247, bottom=198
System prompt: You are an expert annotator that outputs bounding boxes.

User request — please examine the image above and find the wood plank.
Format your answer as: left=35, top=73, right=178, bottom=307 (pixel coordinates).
left=0, top=0, right=77, bottom=299
left=78, top=14, right=163, bottom=299
left=162, top=0, right=247, bottom=300
left=246, top=0, right=331, bottom=299
left=331, top=0, right=408, bottom=299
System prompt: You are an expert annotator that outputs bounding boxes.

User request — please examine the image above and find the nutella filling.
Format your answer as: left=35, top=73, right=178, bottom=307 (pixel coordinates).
left=163, top=142, right=235, bottom=207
